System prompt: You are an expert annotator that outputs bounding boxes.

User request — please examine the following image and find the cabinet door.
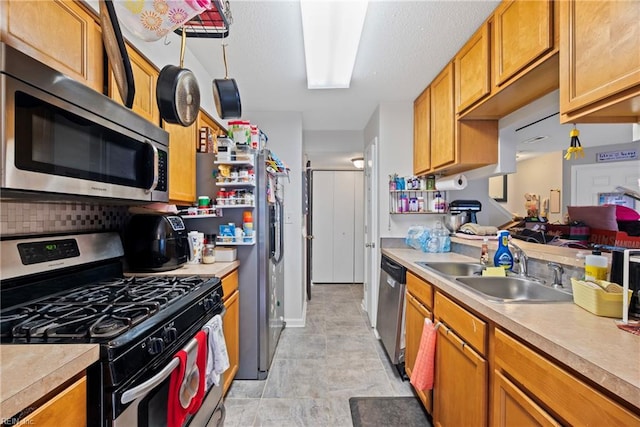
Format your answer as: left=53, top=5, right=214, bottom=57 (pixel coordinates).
left=433, top=325, right=487, bottom=427
left=22, top=376, right=86, bottom=427
left=430, top=63, right=455, bottom=171
left=455, top=24, right=491, bottom=113
left=559, top=0, right=640, bottom=120
left=0, top=0, right=103, bottom=93
left=222, top=289, right=239, bottom=396
left=413, top=87, right=431, bottom=175
left=492, top=371, right=560, bottom=427
left=405, top=293, right=433, bottom=413
left=494, top=0, right=553, bottom=86
left=109, top=45, right=160, bottom=126
left=165, top=121, right=197, bottom=204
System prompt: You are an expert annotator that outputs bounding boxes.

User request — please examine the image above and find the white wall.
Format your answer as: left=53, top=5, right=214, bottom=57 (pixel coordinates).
left=305, top=130, right=365, bottom=169
left=245, top=111, right=305, bottom=326
left=502, top=152, right=564, bottom=223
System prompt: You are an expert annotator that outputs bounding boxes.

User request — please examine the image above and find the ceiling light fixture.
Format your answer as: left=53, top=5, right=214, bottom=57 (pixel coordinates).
left=300, top=0, right=369, bottom=89
left=351, top=157, right=364, bottom=169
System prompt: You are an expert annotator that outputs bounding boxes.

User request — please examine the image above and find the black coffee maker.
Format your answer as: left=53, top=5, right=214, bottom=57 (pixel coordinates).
left=449, top=200, right=482, bottom=224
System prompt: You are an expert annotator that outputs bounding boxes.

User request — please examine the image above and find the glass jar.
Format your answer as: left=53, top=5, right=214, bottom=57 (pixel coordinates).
left=202, top=244, right=216, bottom=264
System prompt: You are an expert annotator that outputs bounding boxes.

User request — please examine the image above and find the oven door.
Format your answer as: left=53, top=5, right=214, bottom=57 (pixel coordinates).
left=113, top=335, right=224, bottom=427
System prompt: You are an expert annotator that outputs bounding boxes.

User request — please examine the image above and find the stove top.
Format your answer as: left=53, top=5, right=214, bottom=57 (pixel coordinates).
left=0, top=232, right=225, bottom=390
left=1, top=275, right=218, bottom=342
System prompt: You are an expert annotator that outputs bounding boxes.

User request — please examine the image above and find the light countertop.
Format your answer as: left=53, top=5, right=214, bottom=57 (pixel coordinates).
left=0, top=344, right=99, bottom=420
left=124, top=260, right=240, bottom=278
left=382, top=247, right=640, bottom=410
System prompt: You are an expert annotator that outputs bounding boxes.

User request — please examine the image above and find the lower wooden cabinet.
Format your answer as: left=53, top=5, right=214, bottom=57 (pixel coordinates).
left=22, top=375, right=87, bottom=427
left=492, top=370, right=560, bottom=427
left=494, top=329, right=640, bottom=426
left=433, top=291, right=488, bottom=427
left=405, top=292, right=433, bottom=412
left=433, top=323, right=487, bottom=427
left=221, top=270, right=239, bottom=396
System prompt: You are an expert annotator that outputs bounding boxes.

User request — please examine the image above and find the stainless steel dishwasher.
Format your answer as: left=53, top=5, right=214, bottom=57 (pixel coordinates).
left=376, top=255, right=408, bottom=375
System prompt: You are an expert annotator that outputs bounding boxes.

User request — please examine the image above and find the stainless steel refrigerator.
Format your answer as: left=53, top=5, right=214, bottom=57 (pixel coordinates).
left=196, top=150, right=285, bottom=380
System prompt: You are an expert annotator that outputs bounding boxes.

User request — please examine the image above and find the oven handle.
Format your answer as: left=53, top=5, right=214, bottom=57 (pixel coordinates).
left=121, top=357, right=180, bottom=404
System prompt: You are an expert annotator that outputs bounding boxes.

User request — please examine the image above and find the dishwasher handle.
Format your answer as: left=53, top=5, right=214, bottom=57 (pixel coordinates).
left=380, top=255, right=407, bottom=283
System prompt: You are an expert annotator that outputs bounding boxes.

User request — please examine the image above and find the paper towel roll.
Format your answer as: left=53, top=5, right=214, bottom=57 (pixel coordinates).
left=435, top=174, right=467, bottom=191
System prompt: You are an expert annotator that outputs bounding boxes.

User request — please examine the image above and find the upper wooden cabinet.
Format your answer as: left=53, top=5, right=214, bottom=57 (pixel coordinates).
left=413, top=61, right=498, bottom=176
left=430, top=63, right=456, bottom=171
left=559, top=0, right=640, bottom=123
left=164, top=120, right=197, bottom=205
left=458, top=0, right=559, bottom=120
left=413, top=87, right=431, bottom=175
left=0, top=0, right=103, bottom=93
left=493, top=0, right=554, bottom=86
left=455, top=24, right=491, bottom=114
left=109, top=45, right=160, bottom=126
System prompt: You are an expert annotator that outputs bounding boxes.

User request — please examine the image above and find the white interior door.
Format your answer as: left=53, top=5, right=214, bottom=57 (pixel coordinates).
left=311, top=171, right=334, bottom=283
left=353, top=171, right=365, bottom=283
left=364, top=139, right=378, bottom=327
left=572, top=161, right=640, bottom=207
left=333, top=171, right=355, bottom=282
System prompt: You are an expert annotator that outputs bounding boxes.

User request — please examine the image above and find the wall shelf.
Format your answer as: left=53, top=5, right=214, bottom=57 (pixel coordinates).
left=389, top=189, right=447, bottom=214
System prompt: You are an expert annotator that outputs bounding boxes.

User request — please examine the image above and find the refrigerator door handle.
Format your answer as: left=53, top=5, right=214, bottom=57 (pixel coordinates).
left=273, top=197, right=284, bottom=264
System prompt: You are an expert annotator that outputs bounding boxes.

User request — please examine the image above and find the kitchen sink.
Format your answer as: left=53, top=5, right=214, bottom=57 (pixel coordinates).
left=416, top=261, right=484, bottom=277
left=455, top=276, right=573, bottom=303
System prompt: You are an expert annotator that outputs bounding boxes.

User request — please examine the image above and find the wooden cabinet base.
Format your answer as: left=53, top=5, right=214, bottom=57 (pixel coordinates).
left=21, top=376, right=87, bottom=427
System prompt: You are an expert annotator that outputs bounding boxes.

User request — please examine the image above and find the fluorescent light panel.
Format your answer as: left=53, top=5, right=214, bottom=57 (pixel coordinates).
left=300, top=0, right=368, bottom=89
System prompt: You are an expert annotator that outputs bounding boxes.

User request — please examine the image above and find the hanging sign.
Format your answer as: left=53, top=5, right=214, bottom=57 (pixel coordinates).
left=596, top=149, right=637, bottom=162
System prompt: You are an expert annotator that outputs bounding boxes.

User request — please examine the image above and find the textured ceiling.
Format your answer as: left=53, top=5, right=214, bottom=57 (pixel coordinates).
left=186, top=0, right=500, bottom=131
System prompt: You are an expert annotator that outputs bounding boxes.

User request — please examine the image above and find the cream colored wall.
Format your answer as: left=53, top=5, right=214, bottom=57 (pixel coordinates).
left=504, top=152, right=564, bottom=223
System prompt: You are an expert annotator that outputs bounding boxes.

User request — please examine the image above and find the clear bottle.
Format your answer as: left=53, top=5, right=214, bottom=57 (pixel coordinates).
left=585, top=250, right=608, bottom=281
left=480, top=237, right=490, bottom=266
left=202, top=244, right=216, bottom=264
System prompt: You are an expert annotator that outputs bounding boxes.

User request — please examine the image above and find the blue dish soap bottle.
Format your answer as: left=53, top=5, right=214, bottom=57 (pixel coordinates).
left=494, top=230, right=514, bottom=270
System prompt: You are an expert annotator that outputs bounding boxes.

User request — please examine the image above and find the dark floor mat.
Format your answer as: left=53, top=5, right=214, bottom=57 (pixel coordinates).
left=349, top=396, right=432, bottom=427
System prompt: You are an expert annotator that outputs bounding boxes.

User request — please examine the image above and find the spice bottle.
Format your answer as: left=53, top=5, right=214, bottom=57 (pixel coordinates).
left=480, top=237, right=490, bottom=266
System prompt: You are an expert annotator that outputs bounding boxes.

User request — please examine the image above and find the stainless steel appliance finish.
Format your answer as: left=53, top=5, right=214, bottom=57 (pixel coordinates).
left=455, top=276, right=573, bottom=303
left=0, top=232, right=225, bottom=426
left=0, top=43, right=169, bottom=202
left=376, top=255, right=407, bottom=367
left=194, top=150, right=285, bottom=379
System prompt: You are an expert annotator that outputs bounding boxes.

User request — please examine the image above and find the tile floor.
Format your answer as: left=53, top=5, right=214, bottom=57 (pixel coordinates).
left=224, top=283, right=415, bottom=426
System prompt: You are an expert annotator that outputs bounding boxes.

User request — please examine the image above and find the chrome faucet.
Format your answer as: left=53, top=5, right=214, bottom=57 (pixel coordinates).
left=548, top=262, right=564, bottom=288
left=508, top=241, right=528, bottom=277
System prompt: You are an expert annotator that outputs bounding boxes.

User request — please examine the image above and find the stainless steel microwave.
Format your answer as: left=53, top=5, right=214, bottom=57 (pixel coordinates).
left=0, top=43, right=169, bottom=203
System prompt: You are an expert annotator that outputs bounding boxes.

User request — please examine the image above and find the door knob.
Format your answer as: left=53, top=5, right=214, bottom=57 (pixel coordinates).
left=306, top=235, right=314, bottom=240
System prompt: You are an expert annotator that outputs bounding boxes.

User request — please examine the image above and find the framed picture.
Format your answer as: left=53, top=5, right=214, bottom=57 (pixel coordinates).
left=489, top=175, right=507, bottom=202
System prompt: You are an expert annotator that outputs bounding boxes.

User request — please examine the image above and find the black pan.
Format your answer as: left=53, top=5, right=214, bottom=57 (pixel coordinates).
left=100, top=0, right=135, bottom=108
left=213, top=44, right=241, bottom=119
left=157, top=28, right=200, bottom=126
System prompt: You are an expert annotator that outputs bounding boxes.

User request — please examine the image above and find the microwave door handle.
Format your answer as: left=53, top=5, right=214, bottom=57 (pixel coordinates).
left=121, top=357, right=180, bottom=404
left=145, top=140, right=159, bottom=194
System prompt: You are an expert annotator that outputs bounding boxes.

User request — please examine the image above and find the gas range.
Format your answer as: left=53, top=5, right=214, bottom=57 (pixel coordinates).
left=0, top=232, right=225, bottom=426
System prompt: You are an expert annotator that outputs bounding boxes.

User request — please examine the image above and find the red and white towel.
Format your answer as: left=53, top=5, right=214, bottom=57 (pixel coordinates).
left=410, top=318, right=437, bottom=391
left=167, top=331, right=208, bottom=427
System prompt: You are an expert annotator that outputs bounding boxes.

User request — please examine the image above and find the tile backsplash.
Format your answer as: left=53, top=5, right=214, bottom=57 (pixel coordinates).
left=0, top=201, right=129, bottom=236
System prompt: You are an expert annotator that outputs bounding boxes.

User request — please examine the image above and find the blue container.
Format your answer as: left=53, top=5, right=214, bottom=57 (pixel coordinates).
left=494, top=230, right=514, bottom=270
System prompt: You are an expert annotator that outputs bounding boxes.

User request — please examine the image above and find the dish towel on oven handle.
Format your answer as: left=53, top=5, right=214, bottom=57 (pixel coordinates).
left=410, top=318, right=438, bottom=391
left=167, top=330, right=208, bottom=427
left=203, top=314, right=230, bottom=390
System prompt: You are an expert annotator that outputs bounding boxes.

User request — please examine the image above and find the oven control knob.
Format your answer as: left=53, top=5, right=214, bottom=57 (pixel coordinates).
left=163, top=327, right=177, bottom=343
left=147, top=337, right=165, bottom=355
left=203, top=297, right=215, bottom=311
